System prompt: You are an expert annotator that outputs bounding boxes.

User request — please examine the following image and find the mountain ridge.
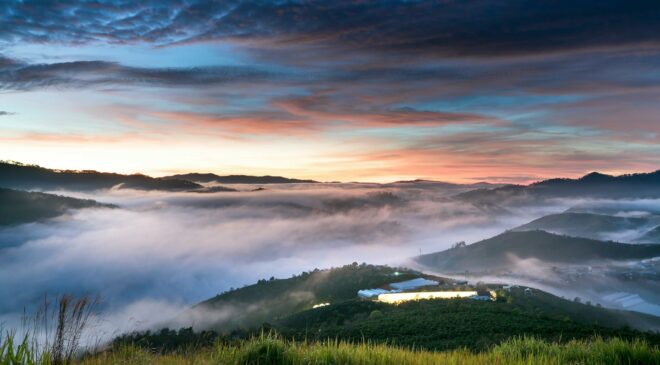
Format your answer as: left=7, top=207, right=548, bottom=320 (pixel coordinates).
left=0, top=161, right=201, bottom=192
left=0, top=187, right=114, bottom=227
left=162, top=172, right=318, bottom=184
left=455, top=169, right=660, bottom=205
left=416, top=230, right=660, bottom=273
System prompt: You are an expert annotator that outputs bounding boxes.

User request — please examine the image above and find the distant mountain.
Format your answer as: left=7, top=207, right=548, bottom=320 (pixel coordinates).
left=456, top=170, right=660, bottom=205
left=163, top=173, right=318, bottom=184
left=0, top=161, right=202, bottom=192
left=514, top=212, right=653, bottom=241
left=417, top=231, right=660, bottom=273
left=0, top=187, right=114, bottom=226
left=386, top=179, right=499, bottom=189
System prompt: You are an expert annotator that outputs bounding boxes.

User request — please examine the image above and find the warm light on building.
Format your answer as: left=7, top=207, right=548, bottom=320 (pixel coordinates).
left=377, top=291, right=479, bottom=304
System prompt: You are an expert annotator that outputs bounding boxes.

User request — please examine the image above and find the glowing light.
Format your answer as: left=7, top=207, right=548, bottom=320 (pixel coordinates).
left=377, top=291, right=478, bottom=304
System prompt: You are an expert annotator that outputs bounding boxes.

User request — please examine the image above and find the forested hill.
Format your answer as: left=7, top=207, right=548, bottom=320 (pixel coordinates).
left=163, top=173, right=318, bottom=184
left=191, top=264, right=425, bottom=330
left=0, top=161, right=201, bottom=192
left=138, top=264, right=660, bottom=352
left=456, top=170, right=660, bottom=205
left=0, top=187, right=114, bottom=226
left=276, top=287, right=660, bottom=350
left=417, top=230, right=660, bottom=273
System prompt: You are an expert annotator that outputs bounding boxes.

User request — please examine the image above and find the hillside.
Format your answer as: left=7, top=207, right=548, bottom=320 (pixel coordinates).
left=194, top=265, right=660, bottom=334
left=192, top=264, right=426, bottom=330
left=157, top=264, right=660, bottom=353
left=0, top=187, right=114, bottom=226
left=163, top=173, right=318, bottom=184
left=276, top=288, right=660, bottom=350
left=0, top=161, right=202, bottom=192
left=456, top=170, right=660, bottom=206
left=416, top=231, right=660, bottom=273
left=513, top=212, right=652, bottom=241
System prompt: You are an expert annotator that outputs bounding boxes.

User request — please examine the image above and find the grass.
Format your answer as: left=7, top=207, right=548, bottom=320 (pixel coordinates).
left=62, top=334, right=660, bottom=365
left=1, top=334, right=38, bottom=365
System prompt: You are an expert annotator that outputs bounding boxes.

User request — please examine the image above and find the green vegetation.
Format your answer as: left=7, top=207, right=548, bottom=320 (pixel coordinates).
left=0, top=188, right=114, bottom=227
left=178, top=264, right=660, bottom=353
left=196, top=263, right=424, bottom=330
left=0, top=334, right=39, bottom=365
left=118, top=289, right=660, bottom=353
left=417, top=230, right=660, bottom=273
left=276, top=290, right=660, bottom=351
left=3, top=334, right=654, bottom=365
left=112, top=328, right=221, bottom=353
left=6, top=267, right=660, bottom=364
left=95, top=336, right=660, bottom=365
left=1, top=295, right=97, bottom=365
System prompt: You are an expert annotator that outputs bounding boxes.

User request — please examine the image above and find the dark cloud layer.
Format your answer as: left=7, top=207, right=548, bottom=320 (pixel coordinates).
left=1, top=1, right=659, bottom=181
left=0, top=56, right=281, bottom=91
left=2, top=1, right=660, bottom=58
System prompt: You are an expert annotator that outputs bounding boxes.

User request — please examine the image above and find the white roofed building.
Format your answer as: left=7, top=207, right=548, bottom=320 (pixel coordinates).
left=358, top=288, right=393, bottom=298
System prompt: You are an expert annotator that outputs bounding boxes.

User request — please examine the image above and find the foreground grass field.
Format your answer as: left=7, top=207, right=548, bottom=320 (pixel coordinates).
left=4, top=335, right=655, bottom=365
left=86, top=336, right=660, bottom=365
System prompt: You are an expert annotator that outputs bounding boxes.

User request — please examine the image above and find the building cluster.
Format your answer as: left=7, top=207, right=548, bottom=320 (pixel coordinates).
left=357, top=277, right=495, bottom=304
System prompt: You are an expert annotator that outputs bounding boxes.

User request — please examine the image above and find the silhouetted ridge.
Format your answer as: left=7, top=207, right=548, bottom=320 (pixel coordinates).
left=164, top=172, right=318, bottom=184
left=456, top=169, right=660, bottom=204
left=0, top=161, right=201, bottom=192
left=0, top=187, right=114, bottom=226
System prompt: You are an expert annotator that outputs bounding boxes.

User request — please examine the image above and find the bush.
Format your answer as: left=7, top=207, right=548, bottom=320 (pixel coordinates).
left=240, top=334, right=286, bottom=365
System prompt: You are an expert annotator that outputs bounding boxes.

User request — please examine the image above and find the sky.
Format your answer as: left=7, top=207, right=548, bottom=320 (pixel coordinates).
left=1, top=0, right=660, bottom=183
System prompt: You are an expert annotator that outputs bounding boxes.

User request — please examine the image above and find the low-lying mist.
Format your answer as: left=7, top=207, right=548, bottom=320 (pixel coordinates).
left=2, top=184, right=652, bottom=339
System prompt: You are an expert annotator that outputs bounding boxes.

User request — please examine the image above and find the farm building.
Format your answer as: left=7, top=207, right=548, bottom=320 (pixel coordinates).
left=377, top=291, right=478, bottom=304
left=358, top=288, right=393, bottom=298
left=357, top=277, right=440, bottom=299
left=470, top=291, right=495, bottom=301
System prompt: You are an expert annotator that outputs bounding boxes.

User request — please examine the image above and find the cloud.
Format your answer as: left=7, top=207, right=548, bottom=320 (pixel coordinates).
left=4, top=184, right=660, bottom=338
left=0, top=111, right=14, bottom=116
left=0, top=56, right=283, bottom=91
left=0, top=184, right=546, bottom=339
left=2, top=2, right=660, bottom=186
left=3, top=1, right=660, bottom=58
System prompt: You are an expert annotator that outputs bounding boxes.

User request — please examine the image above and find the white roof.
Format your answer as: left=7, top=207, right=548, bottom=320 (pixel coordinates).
left=390, top=278, right=438, bottom=290
left=358, top=288, right=391, bottom=298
